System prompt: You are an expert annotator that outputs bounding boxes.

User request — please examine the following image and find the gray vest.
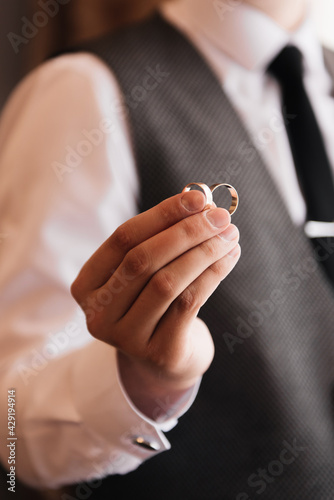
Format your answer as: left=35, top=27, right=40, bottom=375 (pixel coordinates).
left=68, top=13, right=334, bottom=500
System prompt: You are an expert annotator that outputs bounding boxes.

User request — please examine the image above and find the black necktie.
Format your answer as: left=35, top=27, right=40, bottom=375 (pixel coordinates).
left=267, top=45, right=334, bottom=287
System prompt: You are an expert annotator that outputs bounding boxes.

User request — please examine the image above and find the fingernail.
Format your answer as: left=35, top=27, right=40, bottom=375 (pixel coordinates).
left=181, top=191, right=205, bottom=212
left=219, top=225, right=238, bottom=241
left=228, top=245, right=241, bottom=258
left=205, top=208, right=230, bottom=228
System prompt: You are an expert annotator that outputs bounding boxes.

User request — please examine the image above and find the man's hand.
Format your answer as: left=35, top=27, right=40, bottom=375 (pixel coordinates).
left=71, top=190, right=240, bottom=419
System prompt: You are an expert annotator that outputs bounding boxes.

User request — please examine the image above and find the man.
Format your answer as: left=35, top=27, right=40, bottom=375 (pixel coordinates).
left=0, top=0, right=333, bottom=498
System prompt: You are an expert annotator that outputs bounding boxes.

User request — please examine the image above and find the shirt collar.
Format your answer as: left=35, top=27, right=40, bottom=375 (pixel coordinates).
left=161, top=0, right=325, bottom=75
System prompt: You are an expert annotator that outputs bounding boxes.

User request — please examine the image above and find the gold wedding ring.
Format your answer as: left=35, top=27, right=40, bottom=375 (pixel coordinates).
left=182, top=182, right=239, bottom=215
left=182, top=183, right=214, bottom=210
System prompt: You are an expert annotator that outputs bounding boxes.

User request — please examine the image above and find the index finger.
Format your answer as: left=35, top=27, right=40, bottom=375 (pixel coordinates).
left=72, top=190, right=210, bottom=294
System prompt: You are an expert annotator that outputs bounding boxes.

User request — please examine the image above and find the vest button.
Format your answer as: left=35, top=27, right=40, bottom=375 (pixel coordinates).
left=132, top=436, right=160, bottom=451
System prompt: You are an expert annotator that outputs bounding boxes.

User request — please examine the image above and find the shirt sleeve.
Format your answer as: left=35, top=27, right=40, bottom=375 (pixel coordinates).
left=0, top=53, right=200, bottom=489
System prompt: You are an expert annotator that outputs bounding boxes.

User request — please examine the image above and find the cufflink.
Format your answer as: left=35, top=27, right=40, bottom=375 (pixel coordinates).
left=182, top=182, right=239, bottom=215
left=132, top=436, right=161, bottom=451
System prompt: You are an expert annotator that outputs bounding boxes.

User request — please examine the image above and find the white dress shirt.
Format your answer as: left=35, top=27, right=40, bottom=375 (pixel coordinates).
left=0, top=0, right=333, bottom=489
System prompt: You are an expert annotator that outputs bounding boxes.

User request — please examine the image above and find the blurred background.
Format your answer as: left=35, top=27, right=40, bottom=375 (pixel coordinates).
left=0, top=0, right=162, bottom=110
left=0, top=0, right=334, bottom=111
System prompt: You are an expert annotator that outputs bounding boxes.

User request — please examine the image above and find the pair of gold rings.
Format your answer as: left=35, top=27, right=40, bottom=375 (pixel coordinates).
left=182, top=182, right=239, bottom=215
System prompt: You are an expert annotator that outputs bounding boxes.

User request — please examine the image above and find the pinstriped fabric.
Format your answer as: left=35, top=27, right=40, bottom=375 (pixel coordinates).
left=72, top=13, right=334, bottom=499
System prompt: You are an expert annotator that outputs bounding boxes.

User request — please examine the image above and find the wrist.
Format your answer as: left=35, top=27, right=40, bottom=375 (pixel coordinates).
left=117, top=351, right=199, bottom=421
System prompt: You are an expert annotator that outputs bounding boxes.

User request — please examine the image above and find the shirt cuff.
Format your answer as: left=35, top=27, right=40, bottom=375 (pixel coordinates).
left=71, top=339, right=201, bottom=476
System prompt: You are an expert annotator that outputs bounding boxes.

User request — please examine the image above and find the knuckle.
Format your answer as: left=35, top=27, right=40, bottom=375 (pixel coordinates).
left=209, top=252, right=237, bottom=280
left=150, top=269, right=177, bottom=299
left=86, top=311, right=104, bottom=339
left=106, top=334, right=122, bottom=350
left=111, top=225, right=133, bottom=253
left=180, top=216, right=201, bottom=240
left=175, top=287, right=200, bottom=313
left=158, top=195, right=186, bottom=223
left=158, top=201, right=174, bottom=223
left=209, top=259, right=226, bottom=279
left=70, top=280, right=79, bottom=300
left=87, top=310, right=121, bottom=346
left=70, top=275, right=85, bottom=301
left=123, top=246, right=150, bottom=277
left=201, top=237, right=219, bottom=259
